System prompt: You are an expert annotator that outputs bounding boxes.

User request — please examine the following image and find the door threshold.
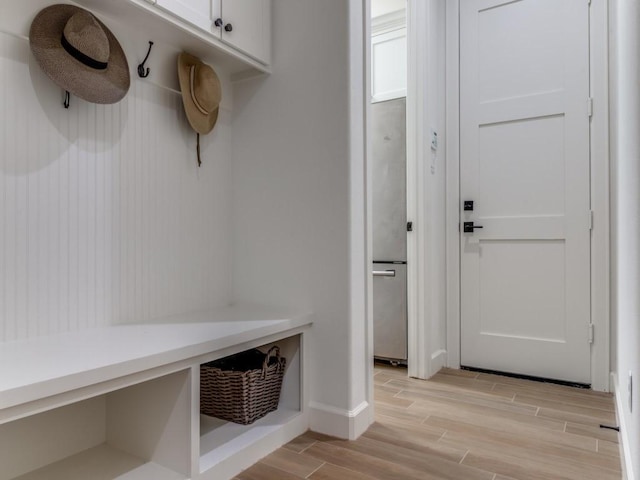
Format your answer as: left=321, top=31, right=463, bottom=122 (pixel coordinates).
left=460, top=366, right=591, bottom=389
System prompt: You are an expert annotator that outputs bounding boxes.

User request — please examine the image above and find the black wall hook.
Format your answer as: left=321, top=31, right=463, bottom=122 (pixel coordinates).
left=137, top=41, right=154, bottom=78
left=63, top=90, right=70, bottom=109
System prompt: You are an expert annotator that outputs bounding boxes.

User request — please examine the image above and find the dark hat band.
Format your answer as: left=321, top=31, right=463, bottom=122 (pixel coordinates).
left=61, top=33, right=108, bottom=70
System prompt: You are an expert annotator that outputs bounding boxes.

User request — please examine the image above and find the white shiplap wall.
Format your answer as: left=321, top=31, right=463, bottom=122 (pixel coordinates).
left=0, top=33, right=232, bottom=342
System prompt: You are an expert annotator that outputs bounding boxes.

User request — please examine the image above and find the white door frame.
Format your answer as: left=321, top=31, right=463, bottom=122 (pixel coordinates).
left=440, top=0, right=610, bottom=391
left=406, top=0, right=429, bottom=379
left=406, top=0, right=451, bottom=379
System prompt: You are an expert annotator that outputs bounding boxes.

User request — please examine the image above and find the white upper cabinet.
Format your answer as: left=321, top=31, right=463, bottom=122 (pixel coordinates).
left=155, top=0, right=213, bottom=33
left=212, top=0, right=271, bottom=65
left=151, top=0, right=271, bottom=67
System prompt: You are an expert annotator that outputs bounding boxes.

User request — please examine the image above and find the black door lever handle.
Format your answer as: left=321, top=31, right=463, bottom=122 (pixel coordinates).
left=463, top=222, right=484, bottom=233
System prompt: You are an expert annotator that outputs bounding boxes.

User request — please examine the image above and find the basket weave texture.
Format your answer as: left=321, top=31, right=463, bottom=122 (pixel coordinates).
left=200, top=346, right=286, bottom=425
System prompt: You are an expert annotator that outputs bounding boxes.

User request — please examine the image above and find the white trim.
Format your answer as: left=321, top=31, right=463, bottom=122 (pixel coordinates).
left=372, top=90, right=407, bottom=104
left=406, top=0, right=431, bottom=379
left=308, top=401, right=371, bottom=440
left=431, top=349, right=447, bottom=372
left=372, top=9, right=407, bottom=35
left=364, top=0, right=376, bottom=435
left=348, top=0, right=373, bottom=440
left=443, top=0, right=611, bottom=390
left=588, top=0, right=611, bottom=393
left=445, top=0, right=461, bottom=369
left=613, top=373, right=636, bottom=480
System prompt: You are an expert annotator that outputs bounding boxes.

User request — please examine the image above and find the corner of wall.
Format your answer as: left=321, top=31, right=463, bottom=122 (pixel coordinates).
left=431, top=349, right=447, bottom=375
left=308, top=401, right=372, bottom=440
left=613, top=372, right=637, bottom=480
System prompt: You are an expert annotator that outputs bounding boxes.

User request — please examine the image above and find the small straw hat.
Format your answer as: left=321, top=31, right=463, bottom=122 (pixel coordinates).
left=177, top=52, right=222, bottom=167
left=29, top=4, right=130, bottom=104
left=177, top=52, right=222, bottom=135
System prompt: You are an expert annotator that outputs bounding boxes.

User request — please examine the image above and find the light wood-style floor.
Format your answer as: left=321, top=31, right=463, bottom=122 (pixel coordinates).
left=235, top=365, right=622, bottom=480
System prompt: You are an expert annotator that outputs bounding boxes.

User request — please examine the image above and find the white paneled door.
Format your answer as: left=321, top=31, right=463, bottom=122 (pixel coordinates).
left=460, top=0, right=591, bottom=383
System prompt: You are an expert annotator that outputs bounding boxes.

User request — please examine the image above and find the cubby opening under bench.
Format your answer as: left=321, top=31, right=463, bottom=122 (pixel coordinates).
left=0, top=304, right=312, bottom=480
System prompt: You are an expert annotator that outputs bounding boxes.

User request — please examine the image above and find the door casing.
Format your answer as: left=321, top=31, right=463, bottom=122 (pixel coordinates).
left=438, top=0, right=611, bottom=391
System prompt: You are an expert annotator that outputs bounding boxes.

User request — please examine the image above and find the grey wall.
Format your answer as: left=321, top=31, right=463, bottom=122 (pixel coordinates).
left=231, top=0, right=369, bottom=434
left=609, top=1, right=640, bottom=477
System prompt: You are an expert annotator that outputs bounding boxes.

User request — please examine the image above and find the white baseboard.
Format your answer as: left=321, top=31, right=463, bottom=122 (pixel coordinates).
left=308, top=400, right=372, bottom=440
left=612, top=372, right=636, bottom=480
left=431, top=349, right=447, bottom=375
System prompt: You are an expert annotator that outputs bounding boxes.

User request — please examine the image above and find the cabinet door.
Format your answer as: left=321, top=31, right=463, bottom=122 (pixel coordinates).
left=371, top=28, right=407, bottom=103
left=155, top=0, right=213, bottom=33
left=219, top=0, right=271, bottom=64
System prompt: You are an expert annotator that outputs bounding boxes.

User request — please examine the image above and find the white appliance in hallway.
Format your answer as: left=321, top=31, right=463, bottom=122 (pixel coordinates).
left=371, top=97, right=407, bottom=364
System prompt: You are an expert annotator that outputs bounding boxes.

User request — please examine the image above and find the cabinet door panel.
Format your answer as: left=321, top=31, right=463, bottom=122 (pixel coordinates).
left=156, top=0, right=213, bottom=33
left=221, top=0, right=270, bottom=64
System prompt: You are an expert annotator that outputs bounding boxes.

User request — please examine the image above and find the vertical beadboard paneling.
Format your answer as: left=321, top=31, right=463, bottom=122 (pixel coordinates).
left=0, top=33, right=232, bottom=342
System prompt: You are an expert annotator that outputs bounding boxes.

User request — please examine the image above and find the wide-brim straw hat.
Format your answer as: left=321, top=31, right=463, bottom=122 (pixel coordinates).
left=29, top=4, right=130, bottom=104
left=177, top=53, right=221, bottom=135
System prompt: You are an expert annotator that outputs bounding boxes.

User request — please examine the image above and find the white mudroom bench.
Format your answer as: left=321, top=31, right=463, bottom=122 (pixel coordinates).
left=0, top=304, right=312, bottom=480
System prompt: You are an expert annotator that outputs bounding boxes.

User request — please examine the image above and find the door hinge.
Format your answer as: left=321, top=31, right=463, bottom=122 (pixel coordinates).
left=589, top=210, right=594, bottom=230
left=587, top=97, right=593, bottom=117
left=588, top=324, right=594, bottom=344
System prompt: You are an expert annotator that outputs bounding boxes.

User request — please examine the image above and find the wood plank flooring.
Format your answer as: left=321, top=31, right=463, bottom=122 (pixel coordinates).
left=235, top=365, right=622, bottom=480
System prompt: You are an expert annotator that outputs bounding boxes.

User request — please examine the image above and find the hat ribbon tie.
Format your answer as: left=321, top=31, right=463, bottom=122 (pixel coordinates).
left=190, top=65, right=210, bottom=116
left=61, top=33, right=108, bottom=70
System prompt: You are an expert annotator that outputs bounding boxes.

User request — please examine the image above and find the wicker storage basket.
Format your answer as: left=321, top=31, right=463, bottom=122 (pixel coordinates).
left=200, top=346, right=286, bottom=425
